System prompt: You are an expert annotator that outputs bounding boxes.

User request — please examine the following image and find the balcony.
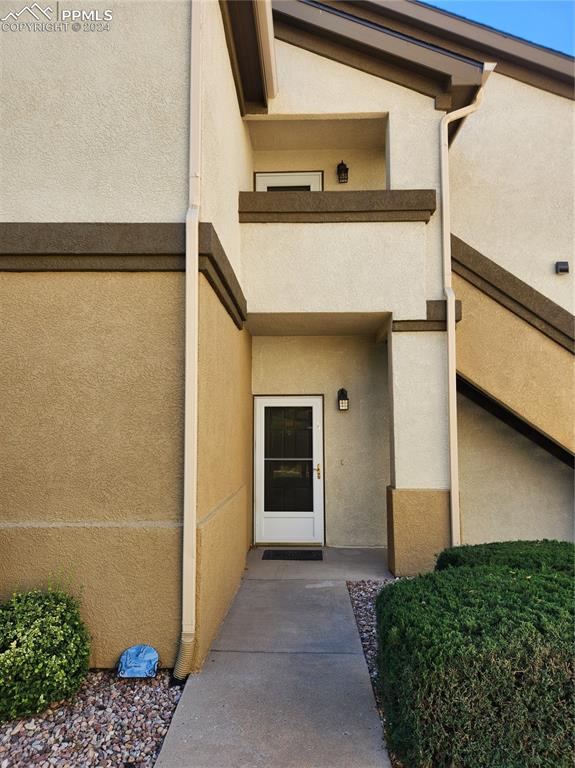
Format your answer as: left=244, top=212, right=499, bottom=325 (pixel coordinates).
left=240, top=189, right=437, bottom=320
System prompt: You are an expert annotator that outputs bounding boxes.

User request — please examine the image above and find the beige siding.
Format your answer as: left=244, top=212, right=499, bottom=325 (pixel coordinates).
left=0, top=1, right=190, bottom=222
left=0, top=272, right=185, bottom=667
left=242, top=221, right=428, bottom=319
left=194, top=275, right=253, bottom=669
left=253, top=149, right=386, bottom=191
left=451, top=72, right=575, bottom=312
left=200, top=1, right=254, bottom=276
left=252, top=335, right=389, bottom=547
left=458, top=394, right=574, bottom=544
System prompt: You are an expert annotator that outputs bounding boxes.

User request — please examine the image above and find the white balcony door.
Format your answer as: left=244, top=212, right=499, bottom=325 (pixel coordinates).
left=254, top=396, right=324, bottom=544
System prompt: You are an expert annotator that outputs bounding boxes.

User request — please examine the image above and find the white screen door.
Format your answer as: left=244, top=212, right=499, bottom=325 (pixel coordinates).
left=254, top=396, right=324, bottom=544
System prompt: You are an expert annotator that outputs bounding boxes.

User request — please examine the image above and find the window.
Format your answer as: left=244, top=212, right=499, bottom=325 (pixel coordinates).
left=254, top=171, right=323, bottom=192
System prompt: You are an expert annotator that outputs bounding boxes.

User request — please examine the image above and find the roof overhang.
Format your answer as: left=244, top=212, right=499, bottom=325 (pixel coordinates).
left=219, top=0, right=278, bottom=115
left=272, top=0, right=574, bottom=108
left=273, top=0, right=485, bottom=124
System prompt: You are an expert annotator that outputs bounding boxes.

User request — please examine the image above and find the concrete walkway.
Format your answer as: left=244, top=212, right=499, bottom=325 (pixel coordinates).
left=156, top=548, right=392, bottom=768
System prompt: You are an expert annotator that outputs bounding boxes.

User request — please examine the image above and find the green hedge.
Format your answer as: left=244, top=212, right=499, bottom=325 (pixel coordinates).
left=0, top=589, right=90, bottom=721
left=436, top=539, right=574, bottom=575
left=376, top=566, right=574, bottom=768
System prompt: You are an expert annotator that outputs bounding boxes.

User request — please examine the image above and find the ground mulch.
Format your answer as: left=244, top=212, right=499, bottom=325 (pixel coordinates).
left=0, top=670, right=181, bottom=768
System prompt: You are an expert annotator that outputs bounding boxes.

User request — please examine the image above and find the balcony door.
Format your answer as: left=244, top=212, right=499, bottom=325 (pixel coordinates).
left=254, top=396, right=324, bottom=544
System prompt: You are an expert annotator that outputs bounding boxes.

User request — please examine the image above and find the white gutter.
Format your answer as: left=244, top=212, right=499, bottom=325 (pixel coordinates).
left=173, top=0, right=203, bottom=681
left=440, top=63, right=496, bottom=548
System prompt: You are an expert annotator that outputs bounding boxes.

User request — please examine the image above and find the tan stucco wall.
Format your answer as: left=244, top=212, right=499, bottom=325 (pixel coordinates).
left=455, top=273, right=575, bottom=453
left=451, top=72, right=574, bottom=313
left=458, top=394, right=574, bottom=544
left=253, top=149, right=386, bottom=191
left=242, top=221, right=428, bottom=319
left=252, top=335, right=389, bottom=547
left=194, top=274, right=252, bottom=669
left=386, top=487, right=450, bottom=576
left=0, top=272, right=184, bottom=667
left=201, top=1, right=253, bottom=276
left=0, top=1, right=189, bottom=222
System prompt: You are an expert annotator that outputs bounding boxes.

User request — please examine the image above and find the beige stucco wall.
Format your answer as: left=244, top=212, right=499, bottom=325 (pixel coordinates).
left=0, top=272, right=184, bottom=667
left=253, top=149, right=386, bottom=191
left=252, top=335, right=389, bottom=547
left=201, top=1, right=253, bottom=276
left=268, top=41, right=439, bottom=190
left=242, top=221, right=428, bottom=319
left=455, top=273, right=575, bottom=453
left=458, top=394, right=574, bottom=544
left=266, top=40, right=444, bottom=299
left=451, top=72, right=575, bottom=312
left=194, top=275, right=252, bottom=669
left=0, top=1, right=189, bottom=222
left=388, top=331, right=450, bottom=489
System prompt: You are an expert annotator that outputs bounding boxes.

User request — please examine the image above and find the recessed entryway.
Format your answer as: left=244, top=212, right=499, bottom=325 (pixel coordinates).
left=254, top=396, right=324, bottom=545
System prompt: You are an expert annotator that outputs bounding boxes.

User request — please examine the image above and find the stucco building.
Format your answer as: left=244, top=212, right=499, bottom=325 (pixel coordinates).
left=0, top=0, right=573, bottom=677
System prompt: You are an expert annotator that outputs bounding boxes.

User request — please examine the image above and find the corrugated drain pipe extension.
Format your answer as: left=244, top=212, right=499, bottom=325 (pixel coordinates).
left=173, top=0, right=203, bottom=682
left=440, top=63, right=496, bottom=548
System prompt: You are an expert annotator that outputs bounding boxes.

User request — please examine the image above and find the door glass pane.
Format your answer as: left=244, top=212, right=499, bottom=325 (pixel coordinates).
left=265, top=460, right=313, bottom=511
left=264, top=406, right=314, bottom=512
left=265, top=407, right=312, bottom=459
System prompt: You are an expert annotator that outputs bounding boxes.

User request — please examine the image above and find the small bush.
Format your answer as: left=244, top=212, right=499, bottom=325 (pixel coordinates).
left=376, top=566, right=574, bottom=768
left=0, top=588, right=90, bottom=721
left=436, top=539, right=574, bottom=575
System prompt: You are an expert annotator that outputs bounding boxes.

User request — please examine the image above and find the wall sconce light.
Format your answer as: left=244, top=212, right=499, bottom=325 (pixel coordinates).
left=555, top=261, right=569, bottom=274
left=337, top=388, right=349, bottom=411
left=337, top=161, right=349, bottom=184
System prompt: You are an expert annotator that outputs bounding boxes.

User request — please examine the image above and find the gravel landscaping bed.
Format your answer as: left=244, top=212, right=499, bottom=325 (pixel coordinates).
left=0, top=671, right=181, bottom=768
left=348, top=579, right=406, bottom=768
left=347, top=579, right=390, bottom=724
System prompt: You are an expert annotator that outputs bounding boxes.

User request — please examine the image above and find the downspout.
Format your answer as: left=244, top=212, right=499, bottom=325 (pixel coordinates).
left=440, top=63, right=495, bottom=548
left=173, top=0, right=202, bottom=682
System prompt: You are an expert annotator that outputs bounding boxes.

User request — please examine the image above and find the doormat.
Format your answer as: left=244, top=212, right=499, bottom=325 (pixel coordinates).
left=262, top=549, right=323, bottom=561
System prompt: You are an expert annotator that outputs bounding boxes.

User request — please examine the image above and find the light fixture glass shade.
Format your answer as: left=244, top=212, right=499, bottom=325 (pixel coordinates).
left=337, top=388, right=349, bottom=411
left=336, top=161, right=349, bottom=184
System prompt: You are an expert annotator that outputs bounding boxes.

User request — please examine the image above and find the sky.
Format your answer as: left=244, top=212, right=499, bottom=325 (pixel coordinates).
left=421, top=0, right=575, bottom=56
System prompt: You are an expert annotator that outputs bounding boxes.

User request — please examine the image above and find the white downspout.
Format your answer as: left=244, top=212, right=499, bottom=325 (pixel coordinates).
left=440, top=63, right=495, bottom=548
left=173, top=0, right=202, bottom=682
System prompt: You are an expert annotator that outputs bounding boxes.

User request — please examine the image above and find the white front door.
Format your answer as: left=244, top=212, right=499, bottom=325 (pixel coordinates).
left=254, top=396, right=324, bottom=544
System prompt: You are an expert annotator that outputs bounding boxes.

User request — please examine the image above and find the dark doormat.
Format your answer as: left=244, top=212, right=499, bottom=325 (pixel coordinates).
left=262, top=549, right=323, bottom=561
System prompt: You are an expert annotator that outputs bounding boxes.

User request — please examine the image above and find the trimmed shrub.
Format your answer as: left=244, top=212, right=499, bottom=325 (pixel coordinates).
left=376, top=566, right=574, bottom=768
left=436, top=539, right=575, bottom=575
left=0, top=589, right=90, bottom=721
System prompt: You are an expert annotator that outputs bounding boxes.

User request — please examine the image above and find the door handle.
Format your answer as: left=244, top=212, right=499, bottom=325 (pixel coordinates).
left=316, top=463, right=321, bottom=479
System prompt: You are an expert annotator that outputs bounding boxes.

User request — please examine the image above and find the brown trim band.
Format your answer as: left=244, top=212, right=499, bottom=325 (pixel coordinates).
left=452, top=235, right=574, bottom=353
left=0, top=254, right=185, bottom=271
left=0, top=222, right=247, bottom=330
left=392, top=299, right=462, bottom=332
left=239, top=189, right=437, bottom=223
left=0, top=223, right=185, bottom=255
left=198, top=223, right=247, bottom=329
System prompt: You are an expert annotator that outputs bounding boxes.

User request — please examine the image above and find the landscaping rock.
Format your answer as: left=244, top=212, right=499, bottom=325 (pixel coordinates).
left=0, top=671, right=181, bottom=768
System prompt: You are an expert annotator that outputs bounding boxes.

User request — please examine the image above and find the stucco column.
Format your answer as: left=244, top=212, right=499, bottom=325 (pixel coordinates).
left=386, top=331, right=451, bottom=575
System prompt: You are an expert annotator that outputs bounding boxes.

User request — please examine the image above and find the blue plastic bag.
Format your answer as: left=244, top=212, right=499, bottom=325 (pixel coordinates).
left=117, top=644, right=159, bottom=678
